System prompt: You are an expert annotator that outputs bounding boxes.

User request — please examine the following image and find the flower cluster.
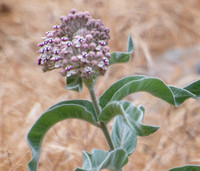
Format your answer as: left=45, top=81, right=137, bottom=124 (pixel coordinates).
left=38, top=9, right=111, bottom=79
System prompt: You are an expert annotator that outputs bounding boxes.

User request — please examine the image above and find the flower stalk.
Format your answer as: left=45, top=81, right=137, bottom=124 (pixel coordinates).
left=87, top=84, right=115, bottom=151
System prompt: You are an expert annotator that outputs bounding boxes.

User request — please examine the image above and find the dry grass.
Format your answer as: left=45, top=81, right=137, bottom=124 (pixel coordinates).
left=0, top=0, right=200, bottom=170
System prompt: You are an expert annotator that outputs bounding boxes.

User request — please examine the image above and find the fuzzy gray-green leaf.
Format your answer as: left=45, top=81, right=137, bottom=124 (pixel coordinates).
left=169, top=165, right=200, bottom=171
left=27, top=100, right=97, bottom=171
left=111, top=115, right=137, bottom=155
left=99, top=76, right=199, bottom=108
left=99, top=101, right=159, bottom=136
left=66, top=76, right=82, bottom=92
left=109, top=34, right=134, bottom=65
left=75, top=149, right=128, bottom=171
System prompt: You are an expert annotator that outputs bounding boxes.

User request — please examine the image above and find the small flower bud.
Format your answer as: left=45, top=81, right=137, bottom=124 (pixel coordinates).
left=99, top=40, right=106, bottom=46
left=38, top=58, right=42, bottom=65
left=63, top=58, right=69, bottom=65
left=46, top=31, right=54, bottom=38
left=85, top=66, right=93, bottom=73
left=53, top=49, right=59, bottom=54
left=54, top=38, right=61, bottom=44
left=55, top=60, right=62, bottom=68
left=65, top=65, right=72, bottom=71
left=40, top=49, right=44, bottom=53
left=84, top=11, right=90, bottom=16
left=70, top=8, right=77, bottom=14
left=74, top=42, right=81, bottom=48
left=97, top=52, right=103, bottom=58
left=68, top=13, right=75, bottom=20
left=74, top=13, right=79, bottom=19
left=81, top=43, right=88, bottom=49
left=71, top=56, right=79, bottom=62
left=78, top=37, right=85, bottom=43
left=95, top=22, right=100, bottom=28
left=96, top=45, right=101, bottom=51
left=103, top=46, right=110, bottom=52
left=105, top=27, right=110, bottom=33
left=100, top=32, right=105, bottom=38
left=53, top=25, right=59, bottom=30
left=66, top=41, right=73, bottom=47
left=63, top=16, right=69, bottom=24
left=86, top=34, right=93, bottom=41
left=103, top=57, right=109, bottom=66
left=48, top=38, right=53, bottom=43
left=89, top=42, right=96, bottom=50
left=100, top=26, right=106, bottom=32
left=51, top=55, right=61, bottom=61
left=94, top=31, right=100, bottom=37
left=88, top=51, right=95, bottom=58
left=60, top=49, right=69, bottom=55
left=105, top=52, right=111, bottom=58
left=77, top=54, right=83, bottom=60
left=61, top=36, right=69, bottom=41
left=98, top=61, right=104, bottom=67
left=43, top=41, right=48, bottom=45
left=44, top=47, right=50, bottom=52
left=91, top=60, right=98, bottom=66
left=82, top=52, right=88, bottom=58
left=60, top=16, right=65, bottom=21
left=65, top=26, right=70, bottom=32
left=38, top=43, right=44, bottom=47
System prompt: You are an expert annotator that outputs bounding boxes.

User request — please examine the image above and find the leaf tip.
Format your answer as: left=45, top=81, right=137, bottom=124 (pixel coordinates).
left=127, top=34, right=134, bottom=53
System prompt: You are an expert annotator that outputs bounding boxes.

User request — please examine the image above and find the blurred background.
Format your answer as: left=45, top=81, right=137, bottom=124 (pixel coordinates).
left=0, top=0, right=200, bottom=170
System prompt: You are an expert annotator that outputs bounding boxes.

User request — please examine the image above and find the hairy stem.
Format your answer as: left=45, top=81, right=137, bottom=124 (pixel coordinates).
left=88, top=87, right=115, bottom=151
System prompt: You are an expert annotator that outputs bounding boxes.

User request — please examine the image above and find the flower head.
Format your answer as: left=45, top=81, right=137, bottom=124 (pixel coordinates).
left=38, top=9, right=111, bottom=79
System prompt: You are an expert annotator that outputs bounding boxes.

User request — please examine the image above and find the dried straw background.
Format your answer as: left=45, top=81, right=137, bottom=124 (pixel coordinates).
left=0, top=0, right=200, bottom=170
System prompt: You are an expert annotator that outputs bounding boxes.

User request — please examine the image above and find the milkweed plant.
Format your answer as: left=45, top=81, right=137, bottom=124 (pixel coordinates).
left=27, top=9, right=200, bottom=171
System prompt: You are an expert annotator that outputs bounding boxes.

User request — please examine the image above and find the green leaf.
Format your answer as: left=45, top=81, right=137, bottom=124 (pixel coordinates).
left=99, top=101, right=159, bottom=136
left=109, top=34, right=134, bottom=65
left=66, top=76, right=82, bottom=92
left=99, top=76, right=199, bottom=108
left=169, top=165, right=200, bottom=171
left=111, top=115, right=137, bottom=155
left=127, top=34, right=134, bottom=53
left=47, top=100, right=97, bottom=121
left=27, top=100, right=98, bottom=171
left=75, top=149, right=128, bottom=171
left=184, top=79, right=200, bottom=97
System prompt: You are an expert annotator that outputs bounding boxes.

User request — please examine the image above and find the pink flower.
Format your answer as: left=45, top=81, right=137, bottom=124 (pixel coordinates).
left=38, top=9, right=111, bottom=79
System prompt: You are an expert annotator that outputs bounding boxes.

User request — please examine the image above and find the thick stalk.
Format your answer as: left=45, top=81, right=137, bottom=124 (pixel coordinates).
left=88, top=87, right=115, bottom=151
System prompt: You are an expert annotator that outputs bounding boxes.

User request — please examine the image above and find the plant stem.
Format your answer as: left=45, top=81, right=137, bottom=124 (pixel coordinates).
left=88, top=87, right=115, bottom=151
